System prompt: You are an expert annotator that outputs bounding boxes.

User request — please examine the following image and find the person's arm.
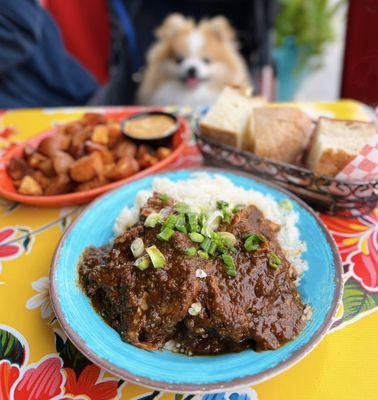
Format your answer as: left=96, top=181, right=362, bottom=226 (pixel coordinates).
left=0, top=0, right=43, bottom=73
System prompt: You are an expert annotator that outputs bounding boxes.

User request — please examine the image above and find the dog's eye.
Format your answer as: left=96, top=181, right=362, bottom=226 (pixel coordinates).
left=202, top=57, right=211, bottom=64
left=175, top=55, right=184, bottom=64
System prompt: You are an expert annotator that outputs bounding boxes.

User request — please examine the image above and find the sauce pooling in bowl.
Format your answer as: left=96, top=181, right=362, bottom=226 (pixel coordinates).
left=124, top=114, right=177, bottom=140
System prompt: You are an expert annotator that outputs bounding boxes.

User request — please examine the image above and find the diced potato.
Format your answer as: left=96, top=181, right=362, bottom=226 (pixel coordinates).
left=31, top=171, right=51, bottom=190
left=23, top=144, right=35, bottom=158
left=107, top=122, right=122, bottom=147
left=75, top=176, right=108, bottom=192
left=112, top=140, right=137, bottom=159
left=105, top=157, right=139, bottom=181
left=7, top=157, right=33, bottom=180
left=28, top=152, right=48, bottom=168
left=18, top=176, right=43, bottom=196
left=138, top=153, right=159, bottom=169
left=156, top=147, right=172, bottom=160
left=52, top=151, right=75, bottom=174
left=91, top=125, right=109, bottom=145
left=37, top=159, right=55, bottom=177
left=61, top=121, right=83, bottom=136
left=85, top=141, right=114, bottom=164
left=82, top=113, right=106, bottom=126
left=44, top=174, right=72, bottom=195
left=38, top=134, right=71, bottom=157
left=69, top=152, right=103, bottom=182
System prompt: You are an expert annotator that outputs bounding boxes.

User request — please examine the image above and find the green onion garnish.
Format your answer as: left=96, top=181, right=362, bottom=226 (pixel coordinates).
left=208, top=242, right=217, bottom=255
left=175, top=214, right=187, bottom=233
left=200, top=237, right=212, bottom=252
left=202, top=210, right=223, bottom=237
left=187, top=212, right=199, bottom=232
left=232, top=204, right=244, bottom=213
left=157, top=227, right=174, bottom=241
left=130, top=238, right=144, bottom=258
left=144, top=213, right=163, bottom=228
left=244, top=233, right=265, bottom=252
left=198, top=250, right=209, bottom=259
left=268, top=252, right=281, bottom=270
left=279, top=199, right=293, bottom=211
left=221, top=254, right=236, bottom=277
left=174, top=202, right=190, bottom=213
left=134, top=256, right=150, bottom=271
left=185, top=247, right=196, bottom=257
left=217, top=232, right=236, bottom=246
left=189, top=232, right=204, bottom=243
left=146, top=245, right=166, bottom=269
left=216, top=200, right=229, bottom=209
left=159, top=193, right=169, bottom=202
left=164, top=214, right=178, bottom=229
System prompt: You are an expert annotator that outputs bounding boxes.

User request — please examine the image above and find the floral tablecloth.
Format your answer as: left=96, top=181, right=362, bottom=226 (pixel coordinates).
left=0, top=102, right=377, bottom=400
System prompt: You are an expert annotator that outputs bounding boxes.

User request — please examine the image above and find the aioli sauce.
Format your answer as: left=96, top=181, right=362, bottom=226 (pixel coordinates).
left=124, top=115, right=175, bottom=139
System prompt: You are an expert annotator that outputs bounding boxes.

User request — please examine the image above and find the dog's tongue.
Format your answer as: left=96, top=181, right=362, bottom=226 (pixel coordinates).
left=185, top=77, right=199, bottom=88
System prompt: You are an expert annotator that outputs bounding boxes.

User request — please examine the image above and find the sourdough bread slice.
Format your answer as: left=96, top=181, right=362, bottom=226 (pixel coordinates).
left=246, top=106, right=314, bottom=164
left=306, top=117, right=377, bottom=177
left=199, top=86, right=266, bottom=149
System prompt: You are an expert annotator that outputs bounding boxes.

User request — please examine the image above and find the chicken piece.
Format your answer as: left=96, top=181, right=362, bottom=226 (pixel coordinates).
left=112, top=140, right=137, bottom=159
left=37, top=159, right=56, bottom=177
left=75, top=176, right=109, bottom=192
left=82, top=113, right=106, bottom=126
left=107, top=122, right=122, bottom=147
left=52, top=151, right=75, bottom=174
left=105, top=157, right=139, bottom=181
left=28, top=152, right=48, bottom=169
left=31, top=171, right=51, bottom=190
left=38, top=134, right=71, bottom=157
left=7, top=157, right=33, bottom=180
left=18, top=176, right=43, bottom=196
left=156, top=147, right=172, bottom=160
left=91, top=125, right=109, bottom=145
left=69, top=152, right=103, bottom=182
left=85, top=141, right=114, bottom=164
left=44, top=174, right=72, bottom=195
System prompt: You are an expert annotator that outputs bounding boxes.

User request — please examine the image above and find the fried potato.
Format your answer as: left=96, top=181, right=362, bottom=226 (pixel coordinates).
left=28, top=152, right=48, bottom=168
left=31, top=171, right=51, bottom=190
left=18, top=176, right=43, bottom=196
left=75, top=176, right=109, bottom=192
left=69, top=152, right=103, bottom=182
left=105, top=157, right=139, bottom=181
left=112, top=140, right=137, bottom=159
left=37, top=159, right=55, bottom=177
left=82, top=113, right=106, bottom=126
left=156, top=147, right=172, bottom=160
left=52, top=151, right=75, bottom=174
left=91, top=125, right=109, bottom=145
left=107, top=122, right=122, bottom=147
left=85, top=141, right=114, bottom=164
left=138, top=153, right=159, bottom=169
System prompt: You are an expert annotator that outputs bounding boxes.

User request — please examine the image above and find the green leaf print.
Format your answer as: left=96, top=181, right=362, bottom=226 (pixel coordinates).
left=0, top=328, right=26, bottom=366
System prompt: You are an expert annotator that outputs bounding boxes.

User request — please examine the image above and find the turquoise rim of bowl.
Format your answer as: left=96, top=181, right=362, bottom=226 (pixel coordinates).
left=50, top=167, right=343, bottom=393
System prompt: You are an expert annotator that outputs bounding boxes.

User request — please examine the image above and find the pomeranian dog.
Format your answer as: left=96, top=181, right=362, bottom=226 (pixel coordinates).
left=137, top=14, right=250, bottom=106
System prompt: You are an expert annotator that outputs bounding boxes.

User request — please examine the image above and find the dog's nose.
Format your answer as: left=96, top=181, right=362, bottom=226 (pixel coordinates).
left=187, top=66, right=197, bottom=78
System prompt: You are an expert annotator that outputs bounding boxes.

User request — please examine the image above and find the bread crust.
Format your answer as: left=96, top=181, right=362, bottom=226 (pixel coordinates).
left=313, top=148, right=354, bottom=177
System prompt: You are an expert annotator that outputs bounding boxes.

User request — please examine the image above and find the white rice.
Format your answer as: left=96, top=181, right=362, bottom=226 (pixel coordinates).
left=113, top=173, right=308, bottom=278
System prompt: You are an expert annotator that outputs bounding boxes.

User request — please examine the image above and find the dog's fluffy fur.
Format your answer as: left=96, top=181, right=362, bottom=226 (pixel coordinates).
left=137, top=14, right=250, bottom=106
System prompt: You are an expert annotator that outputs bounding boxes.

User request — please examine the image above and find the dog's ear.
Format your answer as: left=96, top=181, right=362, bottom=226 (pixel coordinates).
left=156, top=14, right=194, bottom=40
left=203, top=16, right=236, bottom=42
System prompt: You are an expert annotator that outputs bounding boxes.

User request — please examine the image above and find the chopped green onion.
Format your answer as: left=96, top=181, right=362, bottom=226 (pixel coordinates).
left=144, top=213, right=163, bottom=228
left=221, top=254, right=236, bottom=277
left=164, top=214, right=178, bottom=229
left=217, top=232, right=237, bottom=246
left=208, top=242, right=217, bottom=256
left=244, top=233, right=265, bottom=252
left=130, top=238, right=144, bottom=258
left=174, top=202, right=190, bottom=213
left=216, top=200, right=229, bottom=209
left=203, top=210, right=223, bottom=236
left=146, top=245, right=166, bottom=269
left=185, top=247, right=196, bottom=257
left=187, top=212, right=199, bottom=232
left=157, top=227, right=175, bottom=241
left=280, top=199, right=293, bottom=211
left=232, top=204, right=244, bottom=213
left=268, top=252, right=281, bottom=270
left=198, top=250, right=209, bottom=259
left=134, top=256, right=150, bottom=271
left=189, top=232, right=204, bottom=243
left=175, top=214, right=187, bottom=233
left=200, top=237, right=212, bottom=252
left=159, top=193, right=169, bottom=202
left=199, top=213, right=207, bottom=227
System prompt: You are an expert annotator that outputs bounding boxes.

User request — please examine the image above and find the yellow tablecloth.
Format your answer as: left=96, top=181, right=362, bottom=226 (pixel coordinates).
left=0, top=101, right=377, bottom=400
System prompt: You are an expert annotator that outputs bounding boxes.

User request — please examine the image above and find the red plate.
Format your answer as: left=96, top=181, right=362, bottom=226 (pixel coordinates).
left=0, top=108, right=190, bottom=207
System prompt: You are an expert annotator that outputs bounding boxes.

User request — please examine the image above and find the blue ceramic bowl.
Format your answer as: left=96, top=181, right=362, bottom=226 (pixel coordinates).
left=50, top=169, right=343, bottom=393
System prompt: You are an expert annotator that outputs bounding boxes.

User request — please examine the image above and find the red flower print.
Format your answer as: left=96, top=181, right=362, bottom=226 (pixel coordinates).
left=13, top=356, right=65, bottom=400
left=322, top=210, right=378, bottom=291
left=0, top=228, right=21, bottom=260
left=64, top=364, right=119, bottom=400
left=0, top=127, right=16, bottom=139
left=0, top=360, right=20, bottom=400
